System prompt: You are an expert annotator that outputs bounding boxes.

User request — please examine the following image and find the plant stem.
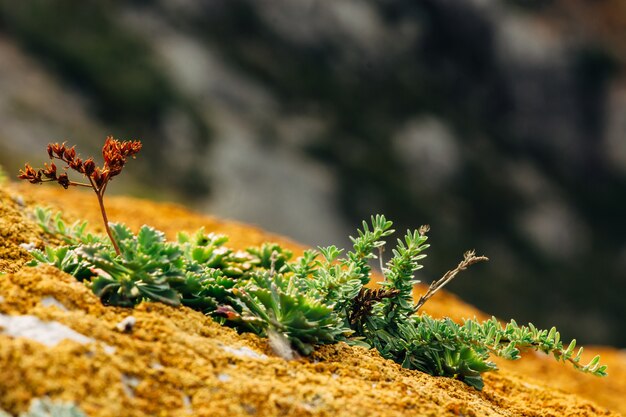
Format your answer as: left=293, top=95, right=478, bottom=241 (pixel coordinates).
left=413, top=251, right=488, bottom=313
left=91, top=182, right=120, bottom=256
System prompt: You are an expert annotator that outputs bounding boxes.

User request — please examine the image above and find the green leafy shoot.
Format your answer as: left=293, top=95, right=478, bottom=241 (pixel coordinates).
left=34, top=207, right=106, bottom=246
left=28, top=246, right=92, bottom=281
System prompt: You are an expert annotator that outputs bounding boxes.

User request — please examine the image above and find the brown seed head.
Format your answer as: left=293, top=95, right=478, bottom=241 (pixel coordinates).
left=64, top=146, right=76, bottom=162
left=56, top=143, right=66, bottom=158
left=83, top=158, right=96, bottom=176
left=57, top=173, right=70, bottom=189
left=102, top=136, right=142, bottom=178
left=18, top=164, right=42, bottom=184
left=120, top=139, right=142, bottom=158
left=69, top=157, right=83, bottom=173
left=42, top=162, right=57, bottom=179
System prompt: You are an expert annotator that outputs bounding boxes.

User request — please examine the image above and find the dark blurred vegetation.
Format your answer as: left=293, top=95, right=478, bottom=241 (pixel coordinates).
left=0, top=0, right=212, bottom=197
left=0, top=0, right=625, bottom=346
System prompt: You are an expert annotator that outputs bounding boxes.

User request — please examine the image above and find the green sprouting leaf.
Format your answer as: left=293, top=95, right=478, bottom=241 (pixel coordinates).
left=247, top=243, right=292, bottom=271
left=318, top=245, right=343, bottom=263
left=27, top=246, right=92, bottom=281
left=234, top=270, right=345, bottom=355
left=137, top=225, right=166, bottom=251
left=33, top=207, right=106, bottom=246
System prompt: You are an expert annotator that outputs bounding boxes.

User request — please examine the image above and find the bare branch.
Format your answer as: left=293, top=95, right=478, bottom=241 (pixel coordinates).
left=413, top=250, right=488, bottom=313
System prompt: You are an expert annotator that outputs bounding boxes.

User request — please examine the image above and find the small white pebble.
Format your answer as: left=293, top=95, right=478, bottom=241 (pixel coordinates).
left=0, top=295, right=4, bottom=304
left=150, top=362, right=164, bottom=370
left=115, top=316, right=136, bottom=333
left=19, top=242, right=36, bottom=251
left=221, top=344, right=268, bottom=360
left=217, top=373, right=231, bottom=382
left=12, top=195, right=25, bottom=207
left=0, top=314, right=92, bottom=347
left=40, top=296, right=68, bottom=311
left=182, top=394, right=193, bottom=414
left=268, top=328, right=296, bottom=360
left=121, top=374, right=140, bottom=398
left=102, top=344, right=116, bottom=355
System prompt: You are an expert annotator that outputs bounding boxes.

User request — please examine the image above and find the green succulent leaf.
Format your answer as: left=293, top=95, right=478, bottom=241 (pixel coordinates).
left=27, top=246, right=92, bottom=281
left=34, top=207, right=107, bottom=246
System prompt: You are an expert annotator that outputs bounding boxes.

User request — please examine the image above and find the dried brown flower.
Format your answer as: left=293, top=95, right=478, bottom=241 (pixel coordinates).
left=57, top=173, right=70, bottom=189
left=349, top=287, right=401, bottom=326
left=102, top=136, right=142, bottom=178
left=18, top=136, right=142, bottom=255
left=83, top=158, right=96, bottom=176
left=18, top=164, right=41, bottom=184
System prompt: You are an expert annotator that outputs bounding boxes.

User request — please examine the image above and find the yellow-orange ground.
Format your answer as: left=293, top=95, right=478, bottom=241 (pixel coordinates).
left=0, top=182, right=623, bottom=416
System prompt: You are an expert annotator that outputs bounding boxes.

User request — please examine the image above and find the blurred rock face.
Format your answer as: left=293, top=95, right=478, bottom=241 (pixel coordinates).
left=393, top=116, right=461, bottom=191
left=0, top=0, right=625, bottom=345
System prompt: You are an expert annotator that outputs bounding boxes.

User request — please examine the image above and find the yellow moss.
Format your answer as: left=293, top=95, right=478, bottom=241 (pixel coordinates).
left=0, top=187, right=46, bottom=273
left=0, top=266, right=521, bottom=417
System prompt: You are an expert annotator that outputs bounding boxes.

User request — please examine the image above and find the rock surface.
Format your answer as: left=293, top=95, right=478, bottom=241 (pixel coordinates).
left=0, top=182, right=624, bottom=417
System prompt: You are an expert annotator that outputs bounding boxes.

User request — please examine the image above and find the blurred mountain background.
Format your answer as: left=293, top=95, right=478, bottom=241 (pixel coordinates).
left=0, top=0, right=625, bottom=346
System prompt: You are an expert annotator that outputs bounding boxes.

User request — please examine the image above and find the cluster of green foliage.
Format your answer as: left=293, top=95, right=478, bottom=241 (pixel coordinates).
left=28, top=208, right=607, bottom=390
left=0, top=398, right=86, bottom=417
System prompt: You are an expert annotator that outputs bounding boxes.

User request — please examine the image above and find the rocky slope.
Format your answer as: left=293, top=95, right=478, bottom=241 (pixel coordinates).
left=0, top=182, right=624, bottom=416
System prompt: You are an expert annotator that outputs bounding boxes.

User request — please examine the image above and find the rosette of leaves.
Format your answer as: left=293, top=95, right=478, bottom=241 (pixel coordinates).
left=174, top=228, right=250, bottom=312
left=246, top=243, right=293, bottom=271
left=27, top=207, right=108, bottom=280
left=78, top=224, right=184, bottom=307
left=28, top=246, right=93, bottom=282
left=177, top=228, right=257, bottom=278
left=233, top=269, right=345, bottom=355
left=225, top=216, right=415, bottom=355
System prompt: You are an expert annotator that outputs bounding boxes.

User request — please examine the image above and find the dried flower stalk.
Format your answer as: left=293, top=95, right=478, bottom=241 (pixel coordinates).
left=19, top=136, right=142, bottom=255
left=413, top=250, right=488, bottom=313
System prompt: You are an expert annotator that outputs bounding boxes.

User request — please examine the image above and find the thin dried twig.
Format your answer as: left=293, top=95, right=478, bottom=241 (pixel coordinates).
left=378, top=245, right=385, bottom=274
left=413, top=250, right=488, bottom=313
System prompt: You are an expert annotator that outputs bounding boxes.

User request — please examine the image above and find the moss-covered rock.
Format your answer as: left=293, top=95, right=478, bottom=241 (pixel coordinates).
left=0, top=182, right=624, bottom=416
